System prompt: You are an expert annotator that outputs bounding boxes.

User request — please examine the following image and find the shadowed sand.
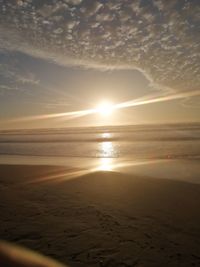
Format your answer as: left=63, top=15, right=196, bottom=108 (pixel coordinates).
left=0, top=165, right=200, bottom=267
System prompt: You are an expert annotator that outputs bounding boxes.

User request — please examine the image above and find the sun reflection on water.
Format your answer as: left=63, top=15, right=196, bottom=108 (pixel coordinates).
left=102, top=132, right=111, bottom=138
left=101, top=141, right=114, bottom=157
left=97, top=133, right=115, bottom=171
left=98, top=158, right=113, bottom=171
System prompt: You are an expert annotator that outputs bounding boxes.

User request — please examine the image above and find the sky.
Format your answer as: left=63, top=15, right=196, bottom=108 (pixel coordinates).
left=0, top=0, right=199, bottom=129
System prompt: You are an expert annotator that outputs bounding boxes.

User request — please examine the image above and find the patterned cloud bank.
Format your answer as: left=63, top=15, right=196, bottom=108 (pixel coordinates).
left=0, top=0, right=199, bottom=92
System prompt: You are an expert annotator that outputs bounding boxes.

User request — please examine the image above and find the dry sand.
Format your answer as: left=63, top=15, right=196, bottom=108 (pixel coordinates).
left=0, top=164, right=200, bottom=267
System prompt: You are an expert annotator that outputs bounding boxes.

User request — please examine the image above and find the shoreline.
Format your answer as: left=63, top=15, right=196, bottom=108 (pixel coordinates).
left=0, top=157, right=199, bottom=185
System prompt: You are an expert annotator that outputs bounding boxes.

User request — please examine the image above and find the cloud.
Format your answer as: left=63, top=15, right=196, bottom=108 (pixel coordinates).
left=80, top=1, right=103, bottom=17
left=64, top=0, right=82, bottom=6
left=15, top=72, right=39, bottom=86
left=0, top=52, right=40, bottom=95
left=0, top=0, right=199, bottom=95
left=181, top=96, right=200, bottom=109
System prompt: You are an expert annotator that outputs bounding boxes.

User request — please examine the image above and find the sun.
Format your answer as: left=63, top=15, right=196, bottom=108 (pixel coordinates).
left=96, top=101, right=114, bottom=116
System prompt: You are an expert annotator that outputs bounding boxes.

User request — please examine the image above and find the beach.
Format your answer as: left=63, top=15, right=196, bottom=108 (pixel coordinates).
left=0, top=164, right=200, bottom=267
left=0, top=0, right=199, bottom=265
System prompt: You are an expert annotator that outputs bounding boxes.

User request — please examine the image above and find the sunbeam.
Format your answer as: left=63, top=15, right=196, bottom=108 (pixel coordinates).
left=115, top=90, right=200, bottom=110
left=7, top=90, right=200, bottom=124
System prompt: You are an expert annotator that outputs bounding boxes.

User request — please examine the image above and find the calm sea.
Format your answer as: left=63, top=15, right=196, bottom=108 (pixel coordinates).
left=0, top=123, right=199, bottom=183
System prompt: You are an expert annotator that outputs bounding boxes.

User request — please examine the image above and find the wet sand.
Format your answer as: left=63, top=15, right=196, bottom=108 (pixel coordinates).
left=0, top=164, right=200, bottom=267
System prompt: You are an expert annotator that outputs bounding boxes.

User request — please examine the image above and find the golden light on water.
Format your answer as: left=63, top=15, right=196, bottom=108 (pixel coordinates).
left=97, top=158, right=113, bottom=171
left=102, top=132, right=111, bottom=138
left=25, top=157, right=167, bottom=185
left=97, top=136, right=114, bottom=171
left=101, top=141, right=114, bottom=157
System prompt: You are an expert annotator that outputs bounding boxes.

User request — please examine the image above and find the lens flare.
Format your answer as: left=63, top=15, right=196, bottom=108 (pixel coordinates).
left=7, top=90, right=200, bottom=124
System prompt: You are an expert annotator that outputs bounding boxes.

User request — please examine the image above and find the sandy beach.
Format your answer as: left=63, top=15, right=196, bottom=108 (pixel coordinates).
left=1, top=0, right=200, bottom=266
left=0, top=164, right=200, bottom=267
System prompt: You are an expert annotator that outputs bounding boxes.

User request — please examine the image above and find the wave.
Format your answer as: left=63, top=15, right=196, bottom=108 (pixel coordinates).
left=0, top=123, right=200, bottom=143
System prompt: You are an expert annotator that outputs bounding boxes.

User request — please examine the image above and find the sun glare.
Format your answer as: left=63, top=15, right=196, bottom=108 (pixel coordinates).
left=98, top=158, right=113, bottom=171
left=96, top=101, right=114, bottom=116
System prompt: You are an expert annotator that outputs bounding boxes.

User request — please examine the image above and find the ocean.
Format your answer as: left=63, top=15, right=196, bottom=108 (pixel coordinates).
left=0, top=123, right=200, bottom=183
